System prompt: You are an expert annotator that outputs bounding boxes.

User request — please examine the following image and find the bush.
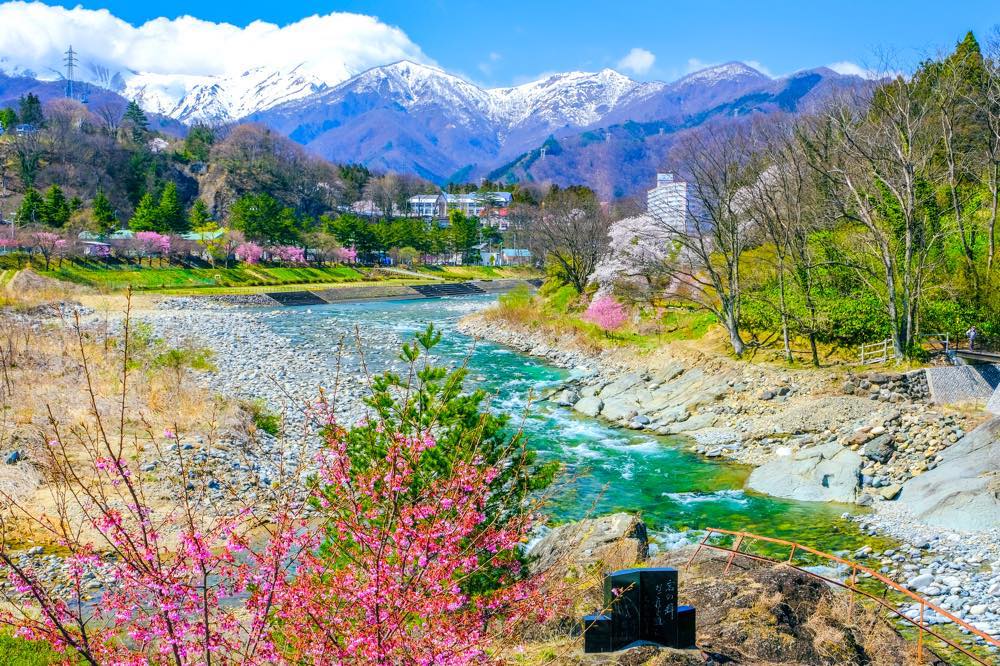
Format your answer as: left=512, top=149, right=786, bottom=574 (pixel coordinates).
left=244, top=398, right=282, bottom=436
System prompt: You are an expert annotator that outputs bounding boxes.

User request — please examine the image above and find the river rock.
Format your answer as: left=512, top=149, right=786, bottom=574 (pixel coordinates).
left=896, top=417, right=1000, bottom=531
left=601, top=395, right=639, bottom=422
left=527, top=512, right=648, bottom=574
left=862, top=434, right=895, bottom=463
left=573, top=396, right=603, bottom=417
left=747, top=441, right=863, bottom=503
left=597, top=372, right=644, bottom=400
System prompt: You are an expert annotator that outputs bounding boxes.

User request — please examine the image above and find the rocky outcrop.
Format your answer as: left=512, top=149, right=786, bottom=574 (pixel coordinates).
left=528, top=513, right=648, bottom=575
left=746, top=442, right=862, bottom=503
left=897, top=418, right=1000, bottom=530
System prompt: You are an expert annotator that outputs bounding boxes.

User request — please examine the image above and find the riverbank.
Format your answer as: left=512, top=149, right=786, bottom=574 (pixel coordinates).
left=458, top=309, right=1000, bottom=641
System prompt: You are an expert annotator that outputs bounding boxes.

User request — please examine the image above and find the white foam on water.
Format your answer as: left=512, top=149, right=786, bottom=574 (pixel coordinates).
left=662, top=489, right=748, bottom=505
left=648, top=528, right=702, bottom=554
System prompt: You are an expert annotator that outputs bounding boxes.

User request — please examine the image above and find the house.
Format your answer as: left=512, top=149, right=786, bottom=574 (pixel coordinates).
left=14, top=124, right=38, bottom=135
left=408, top=193, right=448, bottom=219
left=480, top=248, right=532, bottom=266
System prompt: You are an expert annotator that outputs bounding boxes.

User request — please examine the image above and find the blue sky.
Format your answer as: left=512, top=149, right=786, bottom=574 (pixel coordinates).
left=8, top=1, right=1000, bottom=86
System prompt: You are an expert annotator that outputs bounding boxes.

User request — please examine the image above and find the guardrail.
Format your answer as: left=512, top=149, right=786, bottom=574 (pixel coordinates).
left=687, top=528, right=999, bottom=665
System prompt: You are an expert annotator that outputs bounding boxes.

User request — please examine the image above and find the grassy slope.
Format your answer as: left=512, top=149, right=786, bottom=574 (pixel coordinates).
left=36, top=262, right=541, bottom=295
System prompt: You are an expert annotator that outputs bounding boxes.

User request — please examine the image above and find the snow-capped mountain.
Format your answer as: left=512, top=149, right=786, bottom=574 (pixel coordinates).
left=123, top=66, right=328, bottom=124
left=0, top=52, right=869, bottom=193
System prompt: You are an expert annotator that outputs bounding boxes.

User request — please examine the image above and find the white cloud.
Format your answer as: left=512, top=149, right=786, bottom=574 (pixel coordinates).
left=744, top=60, right=775, bottom=78
left=827, top=61, right=880, bottom=80
left=617, top=47, right=656, bottom=75
left=0, top=1, right=431, bottom=85
left=478, top=51, right=502, bottom=76
left=684, top=58, right=717, bottom=74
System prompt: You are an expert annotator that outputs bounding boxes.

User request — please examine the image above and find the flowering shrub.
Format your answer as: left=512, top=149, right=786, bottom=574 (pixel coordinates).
left=272, top=245, right=306, bottom=265
left=235, top=242, right=264, bottom=265
left=582, top=295, right=628, bottom=333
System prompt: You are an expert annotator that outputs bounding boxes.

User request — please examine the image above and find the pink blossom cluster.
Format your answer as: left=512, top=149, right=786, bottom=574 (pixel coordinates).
left=134, top=231, right=171, bottom=255
left=335, top=246, right=358, bottom=263
left=582, top=295, right=628, bottom=332
left=272, top=245, right=306, bottom=265
left=0, top=412, right=551, bottom=664
left=235, top=242, right=264, bottom=265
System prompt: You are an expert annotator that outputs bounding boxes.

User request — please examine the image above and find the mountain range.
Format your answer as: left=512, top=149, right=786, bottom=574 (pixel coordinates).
left=0, top=57, right=869, bottom=197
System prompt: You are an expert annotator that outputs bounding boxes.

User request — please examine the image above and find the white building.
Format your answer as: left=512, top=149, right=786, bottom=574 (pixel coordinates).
left=407, top=191, right=513, bottom=220
left=646, top=172, right=687, bottom=231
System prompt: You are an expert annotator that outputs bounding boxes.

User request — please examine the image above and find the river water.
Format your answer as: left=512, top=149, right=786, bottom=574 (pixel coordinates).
left=264, top=294, right=874, bottom=553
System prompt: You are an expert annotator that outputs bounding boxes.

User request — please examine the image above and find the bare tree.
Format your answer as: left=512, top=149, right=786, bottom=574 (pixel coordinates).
left=981, top=30, right=1000, bottom=273
left=823, top=75, right=942, bottom=358
left=652, top=121, right=762, bottom=357
left=527, top=187, right=609, bottom=293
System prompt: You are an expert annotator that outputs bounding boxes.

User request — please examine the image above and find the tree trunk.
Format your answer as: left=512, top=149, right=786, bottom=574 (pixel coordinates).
left=777, top=261, right=792, bottom=363
left=724, top=305, right=745, bottom=357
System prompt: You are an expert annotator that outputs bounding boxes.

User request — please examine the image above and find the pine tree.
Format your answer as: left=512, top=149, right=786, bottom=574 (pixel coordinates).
left=17, top=93, right=43, bottom=126
left=123, top=100, right=149, bottom=142
left=42, top=185, right=71, bottom=228
left=92, top=189, right=117, bottom=235
left=158, top=182, right=186, bottom=233
left=188, top=199, right=213, bottom=230
left=129, top=192, right=162, bottom=232
left=15, top=188, right=44, bottom=225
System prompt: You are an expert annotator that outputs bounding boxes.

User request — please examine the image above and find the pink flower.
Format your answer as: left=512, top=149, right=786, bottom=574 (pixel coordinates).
left=582, top=296, right=628, bottom=332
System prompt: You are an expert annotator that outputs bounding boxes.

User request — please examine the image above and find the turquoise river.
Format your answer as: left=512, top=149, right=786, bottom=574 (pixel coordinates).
left=264, top=294, right=876, bottom=553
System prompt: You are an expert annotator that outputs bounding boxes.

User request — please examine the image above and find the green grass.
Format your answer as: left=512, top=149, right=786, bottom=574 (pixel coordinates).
left=40, top=262, right=374, bottom=291
left=0, top=631, right=68, bottom=665
left=416, top=265, right=539, bottom=281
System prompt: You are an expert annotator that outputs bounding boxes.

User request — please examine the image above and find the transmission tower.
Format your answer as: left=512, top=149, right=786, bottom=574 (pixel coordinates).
left=64, top=45, right=78, bottom=100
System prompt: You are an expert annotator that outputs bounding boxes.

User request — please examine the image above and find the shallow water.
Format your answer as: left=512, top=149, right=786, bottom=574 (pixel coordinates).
left=263, top=294, right=876, bottom=553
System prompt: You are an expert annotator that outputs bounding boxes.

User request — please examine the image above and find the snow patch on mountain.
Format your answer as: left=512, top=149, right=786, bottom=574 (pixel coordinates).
left=670, top=61, right=769, bottom=89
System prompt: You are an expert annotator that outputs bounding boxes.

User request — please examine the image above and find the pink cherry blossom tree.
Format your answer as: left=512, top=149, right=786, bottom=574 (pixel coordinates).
left=272, top=245, right=306, bottom=265
left=235, top=242, right=264, bottom=265
left=29, top=231, right=63, bottom=270
left=134, top=231, right=172, bottom=266
left=582, top=295, right=628, bottom=335
left=335, top=246, right=357, bottom=264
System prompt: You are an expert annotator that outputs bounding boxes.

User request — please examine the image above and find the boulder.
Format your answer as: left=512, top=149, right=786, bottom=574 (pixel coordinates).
left=552, top=388, right=580, bottom=406
left=862, top=434, right=895, bottom=463
left=747, top=442, right=863, bottom=503
left=573, top=396, right=604, bottom=418
left=601, top=396, right=640, bottom=422
left=597, top=372, right=644, bottom=400
left=878, top=484, right=903, bottom=501
left=897, top=418, right=1000, bottom=531
left=527, top=513, right=648, bottom=574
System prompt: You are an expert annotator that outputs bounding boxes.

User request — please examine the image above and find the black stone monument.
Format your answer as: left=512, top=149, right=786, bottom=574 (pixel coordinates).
left=584, top=567, right=693, bottom=653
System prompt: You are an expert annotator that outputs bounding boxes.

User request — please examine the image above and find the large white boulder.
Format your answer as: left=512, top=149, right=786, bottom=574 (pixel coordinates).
left=747, top=441, right=863, bottom=503
left=897, top=418, right=1000, bottom=531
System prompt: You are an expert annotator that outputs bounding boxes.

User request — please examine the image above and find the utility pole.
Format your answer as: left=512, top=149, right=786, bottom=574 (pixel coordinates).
left=64, top=45, right=78, bottom=100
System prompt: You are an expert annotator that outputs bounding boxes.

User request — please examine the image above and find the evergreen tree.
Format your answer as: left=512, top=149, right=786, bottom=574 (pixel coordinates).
left=17, top=94, right=43, bottom=126
left=183, top=125, right=215, bottom=162
left=188, top=199, right=213, bottom=230
left=230, top=193, right=299, bottom=245
left=158, top=181, right=186, bottom=233
left=15, top=188, right=44, bottom=225
left=129, top=192, right=162, bottom=232
left=0, top=107, right=16, bottom=131
left=123, top=101, right=149, bottom=142
left=42, top=185, right=71, bottom=228
left=92, top=189, right=117, bottom=235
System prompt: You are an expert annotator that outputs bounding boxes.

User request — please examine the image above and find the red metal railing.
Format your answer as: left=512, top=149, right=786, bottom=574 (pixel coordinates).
left=687, top=528, right=999, bottom=665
